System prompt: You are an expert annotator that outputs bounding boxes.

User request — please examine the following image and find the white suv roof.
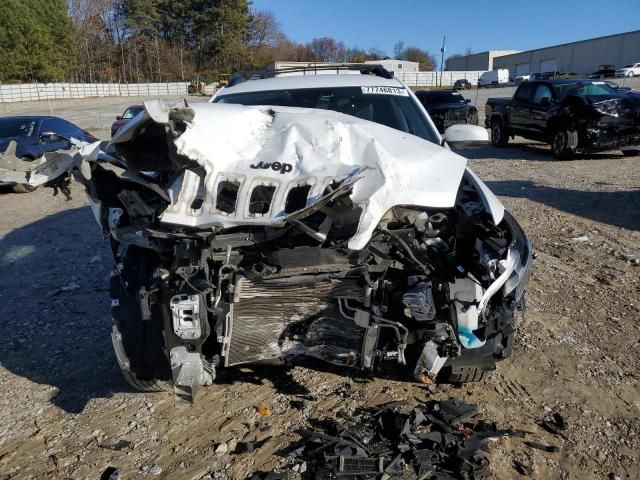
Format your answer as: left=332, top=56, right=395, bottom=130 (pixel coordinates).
left=212, top=74, right=406, bottom=98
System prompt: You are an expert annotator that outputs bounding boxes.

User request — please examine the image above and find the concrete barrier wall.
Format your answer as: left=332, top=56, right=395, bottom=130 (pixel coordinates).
left=0, top=82, right=189, bottom=103
left=395, top=71, right=487, bottom=87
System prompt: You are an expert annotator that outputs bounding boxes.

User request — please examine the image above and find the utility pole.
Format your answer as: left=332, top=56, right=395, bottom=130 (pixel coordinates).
left=440, top=36, right=446, bottom=87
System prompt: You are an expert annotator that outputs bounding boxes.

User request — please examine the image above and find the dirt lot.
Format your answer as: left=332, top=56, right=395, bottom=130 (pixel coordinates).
left=0, top=94, right=639, bottom=480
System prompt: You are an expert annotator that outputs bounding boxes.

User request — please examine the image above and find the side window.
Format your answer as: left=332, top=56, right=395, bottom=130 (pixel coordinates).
left=39, top=119, right=56, bottom=134
left=515, top=84, right=534, bottom=103
left=40, top=119, right=77, bottom=136
left=56, top=119, right=78, bottom=135
left=532, top=85, right=553, bottom=105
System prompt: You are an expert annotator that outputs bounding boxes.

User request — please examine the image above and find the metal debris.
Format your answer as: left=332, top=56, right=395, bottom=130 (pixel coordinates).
left=538, top=412, right=568, bottom=437
left=513, top=460, right=533, bottom=476
left=261, top=398, right=525, bottom=479
left=525, top=441, right=559, bottom=453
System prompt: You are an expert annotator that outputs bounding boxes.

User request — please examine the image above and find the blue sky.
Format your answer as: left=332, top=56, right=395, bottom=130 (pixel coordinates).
left=251, top=0, right=640, bottom=58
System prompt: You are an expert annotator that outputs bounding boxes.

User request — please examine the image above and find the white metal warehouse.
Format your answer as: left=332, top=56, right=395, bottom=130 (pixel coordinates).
left=446, top=51, right=520, bottom=71
left=447, top=30, right=640, bottom=77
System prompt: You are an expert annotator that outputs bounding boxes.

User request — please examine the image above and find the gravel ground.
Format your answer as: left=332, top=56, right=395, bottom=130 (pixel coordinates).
left=0, top=93, right=639, bottom=480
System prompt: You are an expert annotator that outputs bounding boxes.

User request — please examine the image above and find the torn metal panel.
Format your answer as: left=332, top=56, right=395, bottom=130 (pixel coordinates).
left=0, top=141, right=40, bottom=184
left=112, top=101, right=471, bottom=250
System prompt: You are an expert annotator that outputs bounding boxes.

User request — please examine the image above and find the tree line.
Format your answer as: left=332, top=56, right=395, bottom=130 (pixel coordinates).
left=0, top=0, right=439, bottom=83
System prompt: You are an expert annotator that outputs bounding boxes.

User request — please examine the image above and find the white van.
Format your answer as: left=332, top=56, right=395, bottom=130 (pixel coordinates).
left=478, top=69, right=510, bottom=88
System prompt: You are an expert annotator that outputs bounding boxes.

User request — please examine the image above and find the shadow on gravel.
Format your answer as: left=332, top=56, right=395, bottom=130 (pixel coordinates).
left=0, top=206, right=130, bottom=413
left=486, top=180, right=640, bottom=231
left=216, top=365, right=313, bottom=397
left=463, top=143, right=628, bottom=161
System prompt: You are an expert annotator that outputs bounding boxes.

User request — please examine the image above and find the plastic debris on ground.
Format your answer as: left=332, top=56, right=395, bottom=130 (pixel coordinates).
left=249, top=398, right=526, bottom=479
left=257, top=403, right=273, bottom=416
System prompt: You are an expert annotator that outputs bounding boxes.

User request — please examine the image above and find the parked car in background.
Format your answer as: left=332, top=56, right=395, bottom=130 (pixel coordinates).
left=515, top=73, right=532, bottom=83
left=0, top=116, right=96, bottom=192
left=589, top=65, right=616, bottom=79
left=485, top=79, right=640, bottom=159
left=111, top=105, right=144, bottom=137
left=478, top=69, right=509, bottom=88
left=453, top=79, right=472, bottom=90
left=415, top=89, right=478, bottom=133
left=615, top=63, right=640, bottom=78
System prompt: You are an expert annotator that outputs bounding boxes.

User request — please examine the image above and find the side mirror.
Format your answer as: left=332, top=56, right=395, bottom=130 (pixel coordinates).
left=443, top=124, right=489, bottom=149
left=40, top=131, right=61, bottom=142
left=116, top=116, right=122, bottom=120
left=465, top=98, right=471, bottom=103
left=540, top=97, right=551, bottom=106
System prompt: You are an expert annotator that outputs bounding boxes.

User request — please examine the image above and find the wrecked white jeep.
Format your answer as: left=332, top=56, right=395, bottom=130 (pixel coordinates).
left=0, top=69, right=533, bottom=403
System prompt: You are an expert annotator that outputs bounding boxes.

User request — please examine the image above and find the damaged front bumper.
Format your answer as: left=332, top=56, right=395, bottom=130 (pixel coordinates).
left=0, top=100, right=534, bottom=403
left=585, top=127, right=640, bottom=151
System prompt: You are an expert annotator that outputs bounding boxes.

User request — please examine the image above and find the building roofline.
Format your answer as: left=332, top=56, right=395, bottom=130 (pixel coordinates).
left=497, top=30, right=640, bottom=59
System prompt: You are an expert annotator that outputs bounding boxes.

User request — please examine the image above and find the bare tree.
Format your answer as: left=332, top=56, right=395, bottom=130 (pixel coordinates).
left=246, top=10, right=286, bottom=67
left=308, top=37, right=346, bottom=62
left=393, top=41, right=404, bottom=59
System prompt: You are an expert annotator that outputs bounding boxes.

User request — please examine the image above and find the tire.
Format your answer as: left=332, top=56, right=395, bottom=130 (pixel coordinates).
left=628, top=72, right=634, bottom=78
left=110, top=246, right=171, bottom=391
left=468, top=112, right=479, bottom=126
left=112, top=323, right=169, bottom=392
left=11, top=183, right=38, bottom=193
left=622, top=150, right=639, bottom=157
left=490, top=118, right=509, bottom=147
left=550, top=127, right=578, bottom=160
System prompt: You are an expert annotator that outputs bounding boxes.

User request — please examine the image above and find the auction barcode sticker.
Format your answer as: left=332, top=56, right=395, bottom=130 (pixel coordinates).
left=361, top=86, right=409, bottom=96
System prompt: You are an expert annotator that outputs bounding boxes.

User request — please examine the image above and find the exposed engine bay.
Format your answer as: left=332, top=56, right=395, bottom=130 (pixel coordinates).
left=0, top=101, right=533, bottom=403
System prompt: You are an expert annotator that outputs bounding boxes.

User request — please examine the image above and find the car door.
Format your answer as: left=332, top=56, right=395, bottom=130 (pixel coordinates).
left=509, top=83, right=535, bottom=135
left=528, top=83, right=554, bottom=140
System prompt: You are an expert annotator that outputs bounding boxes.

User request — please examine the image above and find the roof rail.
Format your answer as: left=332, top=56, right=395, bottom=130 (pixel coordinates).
left=227, top=63, right=394, bottom=87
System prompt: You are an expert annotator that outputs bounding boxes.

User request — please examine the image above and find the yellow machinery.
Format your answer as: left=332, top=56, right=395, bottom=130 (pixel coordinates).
left=188, top=75, right=205, bottom=95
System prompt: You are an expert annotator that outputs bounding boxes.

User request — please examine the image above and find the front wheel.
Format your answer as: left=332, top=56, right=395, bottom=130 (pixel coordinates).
left=550, top=127, right=578, bottom=160
left=491, top=118, right=509, bottom=147
left=110, top=246, right=171, bottom=391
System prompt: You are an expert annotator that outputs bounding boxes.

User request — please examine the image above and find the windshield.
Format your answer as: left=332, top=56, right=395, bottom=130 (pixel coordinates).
left=423, top=91, right=466, bottom=104
left=214, top=86, right=439, bottom=144
left=0, top=118, right=37, bottom=138
left=553, top=82, right=617, bottom=101
left=623, top=64, right=633, bottom=68
left=122, top=107, right=143, bottom=120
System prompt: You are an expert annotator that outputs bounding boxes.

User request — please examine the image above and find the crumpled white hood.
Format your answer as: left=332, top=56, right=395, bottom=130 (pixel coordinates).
left=116, top=101, right=472, bottom=250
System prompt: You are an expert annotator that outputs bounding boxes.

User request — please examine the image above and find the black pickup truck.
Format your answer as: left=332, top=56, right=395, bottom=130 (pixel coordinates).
left=485, top=79, right=640, bottom=159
